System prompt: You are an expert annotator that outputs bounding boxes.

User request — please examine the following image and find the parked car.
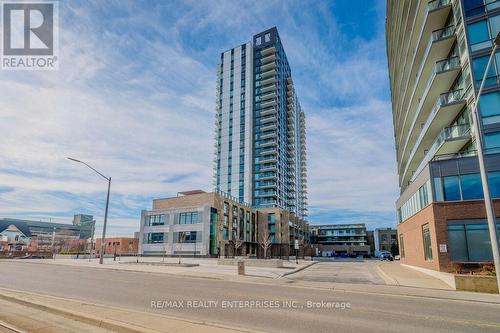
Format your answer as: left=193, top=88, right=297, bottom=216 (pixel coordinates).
left=394, top=255, right=400, bottom=260
left=380, top=253, right=394, bottom=261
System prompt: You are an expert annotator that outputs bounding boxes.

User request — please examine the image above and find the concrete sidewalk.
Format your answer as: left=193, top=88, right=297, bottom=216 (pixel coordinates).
left=376, top=262, right=453, bottom=290
left=0, top=288, right=262, bottom=333
left=4, top=257, right=311, bottom=280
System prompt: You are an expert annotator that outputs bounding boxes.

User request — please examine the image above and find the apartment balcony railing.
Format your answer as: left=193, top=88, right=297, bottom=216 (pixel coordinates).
left=260, top=45, right=276, bottom=56
left=255, top=189, right=278, bottom=197
left=260, top=61, right=276, bottom=71
left=256, top=181, right=277, bottom=189
left=406, top=89, right=465, bottom=178
left=260, top=123, right=277, bottom=132
left=261, top=68, right=277, bottom=78
left=260, top=99, right=277, bottom=108
left=260, top=53, right=276, bottom=64
left=399, top=56, right=461, bottom=182
left=255, top=172, right=278, bottom=180
left=412, top=124, right=471, bottom=181
left=259, top=114, right=276, bottom=124
left=259, top=107, right=277, bottom=117
left=257, top=139, right=278, bottom=148
left=259, top=131, right=277, bottom=140
left=260, top=76, right=276, bottom=86
left=260, top=147, right=278, bottom=155
left=395, top=0, right=452, bottom=139
left=259, top=163, right=278, bottom=172
left=431, top=149, right=477, bottom=162
left=260, top=83, right=276, bottom=93
left=260, top=91, right=277, bottom=100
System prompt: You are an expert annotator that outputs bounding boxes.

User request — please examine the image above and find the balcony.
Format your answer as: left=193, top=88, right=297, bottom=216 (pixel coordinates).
left=260, top=115, right=276, bottom=124
left=405, top=89, right=466, bottom=179
left=261, top=68, right=277, bottom=78
left=396, top=0, right=452, bottom=134
left=256, top=172, right=277, bottom=181
left=259, top=131, right=277, bottom=140
left=255, top=189, right=277, bottom=198
left=259, top=163, right=278, bottom=172
left=260, top=53, right=276, bottom=64
left=261, top=99, right=277, bottom=108
left=259, top=107, right=277, bottom=116
left=260, top=45, right=276, bottom=56
left=260, top=123, right=277, bottom=132
left=260, top=147, right=277, bottom=155
left=256, top=156, right=277, bottom=164
left=260, top=77, right=276, bottom=86
left=260, top=83, right=276, bottom=94
left=399, top=56, right=461, bottom=179
left=260, top=61, right=276, bottom=71
left=260, top=91, right=276, bottom=101
left=256, top=181, right=277, bottom=189
left=398, top=24, right=457, bottom=152
left=412, top=124, right=471, bottom=181
left=258, top=139, right=278, bottom=148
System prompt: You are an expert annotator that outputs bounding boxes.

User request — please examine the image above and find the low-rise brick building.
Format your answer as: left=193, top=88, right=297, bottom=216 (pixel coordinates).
left=96, top=237, right=139, bottom=256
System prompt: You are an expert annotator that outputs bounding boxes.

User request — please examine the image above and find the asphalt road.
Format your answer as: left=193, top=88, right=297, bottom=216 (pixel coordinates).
left=287, top=260, right=386, bottom=284
left=0, top=261, right=499, bottom=333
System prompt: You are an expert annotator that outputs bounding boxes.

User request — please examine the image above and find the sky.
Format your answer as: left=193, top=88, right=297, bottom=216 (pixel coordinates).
left=0, top=0, right=398, bottom=237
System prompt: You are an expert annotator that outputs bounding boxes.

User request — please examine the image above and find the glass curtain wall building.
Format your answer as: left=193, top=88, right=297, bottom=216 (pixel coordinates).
left=386, top=0, right=500, bottom=272
left=214, top=27, right=308, bottom=219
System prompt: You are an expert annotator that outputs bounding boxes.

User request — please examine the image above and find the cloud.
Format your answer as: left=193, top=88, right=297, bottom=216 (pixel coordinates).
left=0, top=0, right=397, bottom=235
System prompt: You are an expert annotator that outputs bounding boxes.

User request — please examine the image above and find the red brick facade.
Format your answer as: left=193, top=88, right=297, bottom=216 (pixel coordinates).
left=398, top=199, right=500, bottom=272
left=96, top=237, right=138, bottom=256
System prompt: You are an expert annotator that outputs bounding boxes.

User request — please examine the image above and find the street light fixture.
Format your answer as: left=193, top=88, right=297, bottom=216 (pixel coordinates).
left=67, top=157, right=111, bottom=265
left=470, top=32, right=500, bottom=292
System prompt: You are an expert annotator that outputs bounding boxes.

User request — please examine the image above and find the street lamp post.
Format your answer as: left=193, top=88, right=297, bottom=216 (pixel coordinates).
left=67, top=157, right=111, bottom=265
left=470, top=33, right=500, bottom=292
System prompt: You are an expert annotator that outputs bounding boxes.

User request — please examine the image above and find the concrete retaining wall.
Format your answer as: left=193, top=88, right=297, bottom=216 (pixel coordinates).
left=218, top=258, right=284, bottom=268
left=455, top=275, right=498, bottom=294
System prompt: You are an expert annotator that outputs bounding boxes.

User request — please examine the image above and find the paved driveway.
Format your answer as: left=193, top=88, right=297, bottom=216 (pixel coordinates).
left=285, top=259, right=386, bottom=284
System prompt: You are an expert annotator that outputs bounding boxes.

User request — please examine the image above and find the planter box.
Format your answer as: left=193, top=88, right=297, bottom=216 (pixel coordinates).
left=455, top=274, right=498, bottom=294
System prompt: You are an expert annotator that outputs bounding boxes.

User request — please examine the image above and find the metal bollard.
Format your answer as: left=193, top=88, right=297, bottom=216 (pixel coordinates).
left=237, top=260, right=245, bottom=275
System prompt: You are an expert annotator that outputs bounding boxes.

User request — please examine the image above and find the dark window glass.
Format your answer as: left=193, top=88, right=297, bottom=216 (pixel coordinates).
left=485, top=132, right=500, bottom=153
left=422, top=224, right=433, bottom=261
left=480, top=91, right=500, bottom=124
left=489, top=171, right=500, bottom=198
left=145, top=232, right=164, bottom=244
left=460, top=173, right=484, bottom=200
left=443, top=176, right=461, bottom=201
left=464, top=0, right=485, bottom=18
left=399, top=234, right=405, bottom=258
left=447, top=225, right=468, bottom=261
left=466, top=224, right=492, bottom=261
left=468, top=20, right=490, bottom=52
left=472, top=55, right=497, bottom=86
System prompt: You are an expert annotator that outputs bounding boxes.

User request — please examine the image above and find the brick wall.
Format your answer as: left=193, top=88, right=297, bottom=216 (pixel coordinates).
left=398, top=199, right=500, bottom=272
left=96, top=237, right=138, bottom=255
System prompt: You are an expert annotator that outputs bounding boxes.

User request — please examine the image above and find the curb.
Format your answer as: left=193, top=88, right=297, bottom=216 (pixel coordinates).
left=277, top=261, right=317, bottom=278
left=0, top=292, right=144, bottom=333
left=376, top=264, right=399, bottom=286
left=0, top=288, right=265, bottom=333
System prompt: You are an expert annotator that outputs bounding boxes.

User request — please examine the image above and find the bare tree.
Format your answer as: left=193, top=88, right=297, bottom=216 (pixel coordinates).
left=259, top=227, right=272, bottom=259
